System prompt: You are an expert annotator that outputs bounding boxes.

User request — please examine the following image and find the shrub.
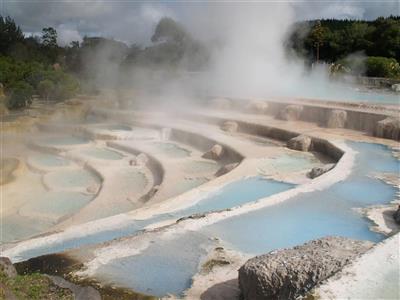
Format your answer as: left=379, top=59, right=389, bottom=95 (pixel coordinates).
left=7, top=81, right=34, bottom=109
left=365, top=56, right=400, bottom=78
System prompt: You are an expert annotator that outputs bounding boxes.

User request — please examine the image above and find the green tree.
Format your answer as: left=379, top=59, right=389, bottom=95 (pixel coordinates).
left=310, top=21, right=326, bottom=62
left=41, top=27, right=57, bottom=48
left=7, top=81, right=34, bottom=109
left=0, top=16, right=24, bottom=55
left=38, top=79, right=55, bottom=102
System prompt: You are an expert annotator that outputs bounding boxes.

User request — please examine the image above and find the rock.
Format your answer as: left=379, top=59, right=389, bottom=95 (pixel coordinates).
left=0, top=257, right=17, bottom=278
left=148, top=185, right=160, bottom=198
left=47, top=275, right=101, bottom=300
left=287, top=135, right=312, bottom=151
left=202, top=144, right=224, bottom=160
left=307, top=163, right=335, bottom=179
left=210, top=98, right=232, bottom=110
left=86, top=184, right=98, bottom=194
left=238, top=236, right=373, bottom=300
left=375, top=118, right=400, bottom=140
left=221, top=121, right=238, bottom=133
left=215, top=163, right=239, bottom=176
left=393, top=205, right=400, bottom=225
left=278, top=105, right=303, bottom=121
left=327, top=109, right=347, bottom=128
left=246, top=100, right=269, bottom=114
left=134, top=153, right=149, bottom=166
left=391, top=83, right=400, bottom=92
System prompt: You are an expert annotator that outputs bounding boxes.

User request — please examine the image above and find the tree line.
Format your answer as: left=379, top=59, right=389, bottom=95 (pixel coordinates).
left=1, top=15, right=399, bottom=110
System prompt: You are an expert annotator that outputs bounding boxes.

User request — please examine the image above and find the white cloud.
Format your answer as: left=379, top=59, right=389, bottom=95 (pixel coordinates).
left=56, top=24, right=83, bottom=46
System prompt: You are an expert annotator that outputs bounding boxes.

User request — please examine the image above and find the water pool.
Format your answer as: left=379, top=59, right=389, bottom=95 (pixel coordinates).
left=151, top=142, right=191, bottom=158
left=28, top=153, right=71, bottom=168
left=258, top=154, right=320, bottom=174
left=201, top=142, right=399, bottom=255
left=18, top=191, right=93, bottom=222
left=38, top=136, right=89, bottom=147
left=81, top=147, right=124, bottom=160
left=94, top=124, right=132, bottom=131
left=44, top=169, right=100, bottom=190
left=94, top=232, right=213, bottom=297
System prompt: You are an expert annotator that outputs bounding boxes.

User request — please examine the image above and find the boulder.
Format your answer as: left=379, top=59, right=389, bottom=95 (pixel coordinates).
left=134, top=153, right=149, bottom=166
left=210, top=98, right=232, bottom=110
left=393, top=205, right=400, bottom=225
left=221, top=121, right=238, bottom=133
left=278, top=105, right=303, bottom=121
left=391, top=83, right=400, bottom=93
left=238, top=236, right=373, bottom=300
left=246, top=100, right=269, bottom=114
left=327, top=110, right=347, bottom=128
left=0, top=257, right=17, bottom=278
left=307, top=163, right=335, bottom=179
left=287, top=135, right=312, bottom=151
left=148, top=185, right=160, bottom=198
left=202, top=144, right=224, bottom=160
left=375, top=118, right=400, bottom=140
left=215, top=163, right=239, bottom=176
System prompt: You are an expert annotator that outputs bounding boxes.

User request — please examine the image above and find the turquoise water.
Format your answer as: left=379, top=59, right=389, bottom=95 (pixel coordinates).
left=29, top=153, right=70, bottom=168
left=44, top=169, right=99, bottom=190
left=201, top=142, right=399, bottom=255
left=38, top=136, right=89, bottom=146
left=95, top=232, right=213, bottom=297
left=81, top=147, right=124, bottom=160
left=151, top=142, right=191, bottom=158
left=13, top=177, right=292, bottom=261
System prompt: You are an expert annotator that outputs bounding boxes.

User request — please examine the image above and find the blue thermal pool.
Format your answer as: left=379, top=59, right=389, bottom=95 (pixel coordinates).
left=150, top=142, right=191, bottom=158
left=44, top=169, right=100, bottom=190
left=80, top=147, right=124, bottom=160
left=38, top=136, right=90, bottom=147
left=28, top=153, right=71, bottom=168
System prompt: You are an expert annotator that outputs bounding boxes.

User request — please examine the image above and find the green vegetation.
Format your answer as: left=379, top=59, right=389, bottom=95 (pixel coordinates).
left=0, top=269, right=73, bottom=300
left=289, top=16, right=400, bottom=78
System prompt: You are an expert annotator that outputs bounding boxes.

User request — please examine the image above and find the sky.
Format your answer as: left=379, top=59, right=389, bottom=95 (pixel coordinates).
left=1, top=0, right=399, bottom=46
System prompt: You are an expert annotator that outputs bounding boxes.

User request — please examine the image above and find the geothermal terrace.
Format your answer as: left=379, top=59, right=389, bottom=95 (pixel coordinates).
left=1, top=95, right=399, bottom=299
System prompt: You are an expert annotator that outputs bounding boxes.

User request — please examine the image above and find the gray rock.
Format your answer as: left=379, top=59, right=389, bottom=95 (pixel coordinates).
left=327, top=110, right=347, bottom=128
left=391, top=83, right=400, bottom=92
left=47, top=275, right=101, bottom=300
left=307, top=163, right=335, bottom=179
left=375, top=118, right=400, bottom=140
left=393, top=205, right=400, bottom=225
left=202, top=144, right=224, bottom=160
left=287, top=135, right=312, bottom=151
left=278, top=105, right=303, bottom=121
left=215, top=163, right=239, bottom=176
left=221, top=121, right=239, bottom=133
left=246, top=101, right=269, bottom=114
left=0, top=257, right=17, bottom=278
left=134, top=153, right=149, bottom=166
left=238, top=236, right=373, bottom=300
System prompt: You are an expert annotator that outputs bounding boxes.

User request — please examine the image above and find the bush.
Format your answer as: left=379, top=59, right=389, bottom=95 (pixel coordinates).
left=365, top=56, right=400, bottom=78
left=7, top=81, right=34, bottom=109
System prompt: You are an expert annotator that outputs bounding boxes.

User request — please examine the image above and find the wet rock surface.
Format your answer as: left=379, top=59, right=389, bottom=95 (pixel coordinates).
left=394, top=205, right=400, bottom=224
left=278, top=105, right=303, bottom=121
left=327, top=109, right=347, bottom=128
left=287, top=135, right=312, bottom=151
left=238, top=236, right=373, bottom=300
left=307, top=163, right=335, bottom=179
left=202, top=144, right=224, bottom=160
left=47, top=275, right=101, bottom=300
left=375, top=117, right=400, bottom=140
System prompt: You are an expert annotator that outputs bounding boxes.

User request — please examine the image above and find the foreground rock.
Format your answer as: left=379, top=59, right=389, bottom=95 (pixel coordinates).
left=327, top=109, right=347, bottom=128
left=0, top=257, right=17, bottom=278
left=202, top=144, right=224, bottom=160
left=287, top=135, right=312, bottom=151
left=307, top=163, right=335, bottom=179
left=375, top=117, right=400, bottom=140
left=278, top=105, right=303, bottom=121
left=238, top=236, right=373, bottom=300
